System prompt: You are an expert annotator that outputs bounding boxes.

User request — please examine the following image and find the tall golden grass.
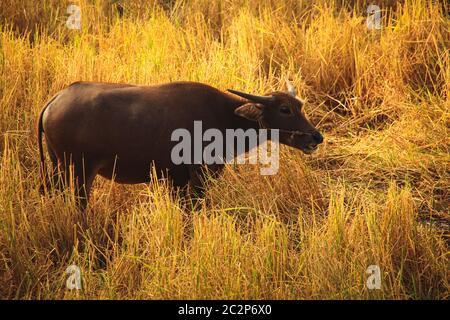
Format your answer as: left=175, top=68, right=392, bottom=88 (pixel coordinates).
left=0, top=0, right=448, bottom=299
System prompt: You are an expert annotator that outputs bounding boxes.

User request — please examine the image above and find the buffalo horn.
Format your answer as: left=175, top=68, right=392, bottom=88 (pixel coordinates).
left=285, top=77, right=297, bottom=97
left=227, top=89, right=275, bottom=105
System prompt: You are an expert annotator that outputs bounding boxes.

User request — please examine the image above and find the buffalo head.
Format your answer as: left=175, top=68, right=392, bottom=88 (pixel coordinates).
left=228, top=78, right=323, bottom=154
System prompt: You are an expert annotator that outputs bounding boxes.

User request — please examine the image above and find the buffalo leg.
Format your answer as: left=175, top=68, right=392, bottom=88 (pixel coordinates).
left=48, top=142, right=66, bottom=192
left=39, top=139, right=64, bottom=193
left=188, top=164, right=224, bottom=195
left=72, top=158, right=98, bottom=211
left=187, top=165, right=206, bottom=203
left=187, top=164, right=225, bottom=209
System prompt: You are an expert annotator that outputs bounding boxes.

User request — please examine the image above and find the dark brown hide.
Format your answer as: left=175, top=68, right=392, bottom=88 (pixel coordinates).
left=38, top=81, right=322, bottom=209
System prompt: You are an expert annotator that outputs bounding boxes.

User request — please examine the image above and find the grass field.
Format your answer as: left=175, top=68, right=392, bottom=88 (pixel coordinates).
left=0, top=0, right=448, bottom=299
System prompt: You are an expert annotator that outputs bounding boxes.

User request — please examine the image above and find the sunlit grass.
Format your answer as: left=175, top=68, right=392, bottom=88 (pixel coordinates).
left=0, top=0, right=448, bottom=299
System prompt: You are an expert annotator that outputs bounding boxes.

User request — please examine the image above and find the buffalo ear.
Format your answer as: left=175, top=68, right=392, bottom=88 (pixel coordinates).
left=234, top=103, right=264, bottom=122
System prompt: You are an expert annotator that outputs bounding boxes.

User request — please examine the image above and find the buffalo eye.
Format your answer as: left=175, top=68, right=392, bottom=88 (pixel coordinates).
left=279, top=105, right=293, bottom=115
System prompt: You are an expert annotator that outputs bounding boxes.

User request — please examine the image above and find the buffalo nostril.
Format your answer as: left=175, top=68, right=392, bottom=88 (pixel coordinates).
left=312, top=131, right=323, bottom=144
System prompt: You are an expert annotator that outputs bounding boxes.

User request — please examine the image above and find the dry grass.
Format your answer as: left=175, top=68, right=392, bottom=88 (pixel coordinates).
left=0, top=0, right=448, bottom=299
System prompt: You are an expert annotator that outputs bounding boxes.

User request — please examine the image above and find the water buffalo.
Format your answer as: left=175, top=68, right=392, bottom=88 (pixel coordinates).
left=37, top=79, right=323, bottom=209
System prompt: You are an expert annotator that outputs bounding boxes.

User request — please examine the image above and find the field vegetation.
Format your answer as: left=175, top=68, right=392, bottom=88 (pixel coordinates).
left=0, top=0, right=448, bottom=299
